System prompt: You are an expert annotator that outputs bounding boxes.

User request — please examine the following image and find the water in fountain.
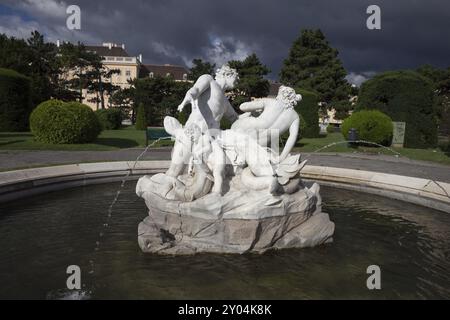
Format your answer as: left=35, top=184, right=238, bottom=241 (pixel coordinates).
left=85, top=137, right=173, bottom=291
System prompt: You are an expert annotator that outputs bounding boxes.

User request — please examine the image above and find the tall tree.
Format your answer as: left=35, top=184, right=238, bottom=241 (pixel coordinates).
left=26, top=31, right=59, bottom=106
left=110, top=86, right=134, bottom=119
left=0, top=34, right=30, bottom=75
left=417, top=64, right=450, bottom=136
left=85, top=60, right=120, bottom=110
left=228, top=53, right=270, bottom=108
left=280, top=29, right=351, bottom=118
left=188, top=58, right=216, bottom=81
left=56, top=42, right=94, bottom=102
left=128, top=76, right=191, bottom=125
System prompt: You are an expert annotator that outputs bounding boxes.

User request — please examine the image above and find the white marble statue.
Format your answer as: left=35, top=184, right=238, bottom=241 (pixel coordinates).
left=136, top=67, right=335, bottom=255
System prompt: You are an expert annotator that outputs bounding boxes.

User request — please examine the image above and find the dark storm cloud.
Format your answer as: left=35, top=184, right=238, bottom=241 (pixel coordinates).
left=1, top=0, right=449, bottom=82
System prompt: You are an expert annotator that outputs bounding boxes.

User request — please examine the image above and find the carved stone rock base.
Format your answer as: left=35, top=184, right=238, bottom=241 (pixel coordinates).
left=137, top=176, right=335, bottom=255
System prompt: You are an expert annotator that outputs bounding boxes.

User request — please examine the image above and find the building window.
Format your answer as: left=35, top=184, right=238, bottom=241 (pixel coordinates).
left=183, top=73, right=188, bottom=81
left=149, top=72, right=154, bottom=78
left=125, top=70, right=131, bottom=77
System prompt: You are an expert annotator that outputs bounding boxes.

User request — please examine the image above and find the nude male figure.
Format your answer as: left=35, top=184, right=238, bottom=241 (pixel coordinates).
left=165, top=65, right=239, bottom=179
left=231, top=86, right=302, bottom=162
left=177, top=65, right=239, bottom=134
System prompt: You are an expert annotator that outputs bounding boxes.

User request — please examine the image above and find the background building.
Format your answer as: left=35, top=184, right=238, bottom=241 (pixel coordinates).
left=140, top=64, right=189, bottom=81
left=82, top=42, right=140, bottom=110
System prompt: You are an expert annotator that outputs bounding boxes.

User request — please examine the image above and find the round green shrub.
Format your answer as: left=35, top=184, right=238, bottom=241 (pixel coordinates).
left=0, top=68, right=32, bottom=131
left=341, top=110, right=393, bottom=146
left=30, top=100, right=101, bottom=144
left=326, top=124, right=335, bottom=133
left=356, top=70, right=437, bottom=148
left=96, top=108, right=122, bottom=130
left=294, top=88, right=320, bottom=138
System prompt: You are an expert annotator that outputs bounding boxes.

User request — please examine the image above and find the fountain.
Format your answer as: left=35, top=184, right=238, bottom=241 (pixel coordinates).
left=135, top=65, right=335, bottom=254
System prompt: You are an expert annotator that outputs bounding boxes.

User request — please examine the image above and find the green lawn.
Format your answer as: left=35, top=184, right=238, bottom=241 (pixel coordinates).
left=1, top=128, right=449, bottom=166
left=0, top=126, right=173, bottom=151
left=294, top=132, right=450, bottom=165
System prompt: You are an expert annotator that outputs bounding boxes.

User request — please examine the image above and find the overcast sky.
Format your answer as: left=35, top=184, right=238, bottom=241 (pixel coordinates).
left=0, top=0, right=449, bottom=85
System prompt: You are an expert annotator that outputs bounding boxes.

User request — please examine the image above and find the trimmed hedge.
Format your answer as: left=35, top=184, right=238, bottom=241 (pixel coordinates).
left=341, top=110, right=393, bottom=146
left=0, top=68, right=32, bottom=131
left=294, top=88, right=320, bottom=138
left=96, top=108, right=122, bottom=130
left=135, top=103, right=147, bottom=130
left=356, top=70, right=437, bottom=148
left=30, top=99, right=101, bottom=144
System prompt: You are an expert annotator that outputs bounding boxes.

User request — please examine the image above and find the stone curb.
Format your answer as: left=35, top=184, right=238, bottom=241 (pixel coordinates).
left=0, top=161, right=449, bottom=213
left=301, top=166, right=450, bottom=213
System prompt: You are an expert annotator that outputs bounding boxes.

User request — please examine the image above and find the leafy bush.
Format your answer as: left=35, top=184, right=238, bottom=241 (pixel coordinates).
left=30, top=99, right=101, bottom=144
left=294, top=88, right=320, bottom=138
left=356, top=70, right=437, bottom=148
left=96, top=108, right=122, bottom=130
left=178, top=104, right=191, bottom=126
left=220, top=117, right=232, bottom=130
left=0, top=68, right=32, bottom=131
left=326, top=124, right=335, bottom=133
left=135, top=103, right=147, bottom=130
left=341, top=110, right=393, bottom=146
left=439, top=140, right=450, bottom=155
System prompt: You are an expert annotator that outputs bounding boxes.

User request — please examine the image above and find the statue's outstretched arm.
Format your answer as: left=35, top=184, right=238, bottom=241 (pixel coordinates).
left=239, top=99, right=265, bottom=113
left=279, top=117, right=299, bottom=162
left=178, top=75, right=214, bottom=112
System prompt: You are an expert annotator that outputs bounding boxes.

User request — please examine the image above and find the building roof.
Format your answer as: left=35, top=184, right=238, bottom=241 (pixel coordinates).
left=85, top=45, right=130, bottom=57
left=140, top=64, right=189, bottom=81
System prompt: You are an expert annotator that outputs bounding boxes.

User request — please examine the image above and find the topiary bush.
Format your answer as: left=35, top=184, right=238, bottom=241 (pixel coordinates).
left=0, top=68, right=32, bottom=131
left=356, top=70, right=437, bottom=148
left=294, top=88, right=320, bottom=138
left=341, top=110, right=393, bottom=146
left=95, top=108, right=122, bottom=130
left=135, top=103, right=147, bottom=130
left=30, top=99, right=101, bottom=144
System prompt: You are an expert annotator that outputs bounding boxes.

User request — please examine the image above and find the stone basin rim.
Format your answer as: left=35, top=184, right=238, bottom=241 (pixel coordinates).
left=0, top=160, right=449, bottom=213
